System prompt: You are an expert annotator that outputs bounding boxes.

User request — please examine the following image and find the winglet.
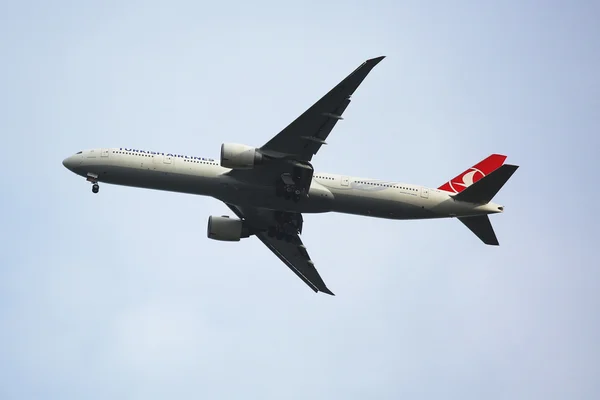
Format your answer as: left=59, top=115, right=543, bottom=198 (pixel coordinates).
left=366, top=55, right=386, bottom=64
left=320, top=286, right=335, bottom=296
left=353, top=56, right=385, bottom=80
left=342, top=56, right=386, bottom=91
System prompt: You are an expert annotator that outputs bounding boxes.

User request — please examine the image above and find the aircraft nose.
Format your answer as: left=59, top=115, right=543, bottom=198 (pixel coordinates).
left=62, top=154, right=80, bottom=171
left=62, top=156, right=73, bottom=170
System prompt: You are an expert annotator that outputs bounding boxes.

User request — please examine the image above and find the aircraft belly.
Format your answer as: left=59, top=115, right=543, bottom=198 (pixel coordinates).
left=217, top=180, right=335, bottom=213
left=329, top=188, right=437, bottom=220
left=80, top=161, right=445, bottom=220
left=87, top=164, right=218, bottom=196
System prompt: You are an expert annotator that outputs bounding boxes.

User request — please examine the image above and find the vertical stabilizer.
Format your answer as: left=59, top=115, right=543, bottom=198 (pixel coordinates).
left=438, top=154, right=506, bottom=194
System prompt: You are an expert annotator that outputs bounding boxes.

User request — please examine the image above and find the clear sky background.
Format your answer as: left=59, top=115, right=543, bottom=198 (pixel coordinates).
left=1, top=1, right=599, bottom=399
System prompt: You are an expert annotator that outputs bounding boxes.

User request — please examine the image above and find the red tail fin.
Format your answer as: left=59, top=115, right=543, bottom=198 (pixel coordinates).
left=438, top=154, right=507, bottom=194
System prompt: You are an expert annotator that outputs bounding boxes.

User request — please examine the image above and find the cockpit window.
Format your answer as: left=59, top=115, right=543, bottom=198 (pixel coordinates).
left=76, top=151, right=82, bottom=154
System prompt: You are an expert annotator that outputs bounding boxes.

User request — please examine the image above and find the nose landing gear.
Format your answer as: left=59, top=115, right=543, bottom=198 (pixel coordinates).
left=87, top=173, right=100, bottom=194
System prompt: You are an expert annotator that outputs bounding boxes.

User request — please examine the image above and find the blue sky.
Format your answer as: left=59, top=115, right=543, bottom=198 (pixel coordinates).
left=1, top=1, right=599, bottom=398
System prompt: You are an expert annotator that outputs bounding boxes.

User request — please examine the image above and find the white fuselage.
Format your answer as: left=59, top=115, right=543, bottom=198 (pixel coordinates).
left=63, top=148, right=503, bottom=219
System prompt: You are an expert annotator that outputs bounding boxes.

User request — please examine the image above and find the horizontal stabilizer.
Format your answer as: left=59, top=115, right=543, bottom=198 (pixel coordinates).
left=458, top=215, right=499, bottom=245
left=453, top=164, right=519, bottom=204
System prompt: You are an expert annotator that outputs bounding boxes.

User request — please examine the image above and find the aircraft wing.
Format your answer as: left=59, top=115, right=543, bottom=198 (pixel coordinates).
left=260, top=56, right=385, bottom=162
left=226, top=204, right=334, bottom=295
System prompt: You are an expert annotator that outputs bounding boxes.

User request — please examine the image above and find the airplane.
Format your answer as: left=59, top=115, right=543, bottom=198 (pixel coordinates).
left=62, top=56, right=518, bottom=296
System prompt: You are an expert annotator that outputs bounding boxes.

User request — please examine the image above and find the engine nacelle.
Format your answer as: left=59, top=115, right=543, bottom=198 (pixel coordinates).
left=207, top=216, right=249, bottom=241
left=220, top=143, right=263, bottom=169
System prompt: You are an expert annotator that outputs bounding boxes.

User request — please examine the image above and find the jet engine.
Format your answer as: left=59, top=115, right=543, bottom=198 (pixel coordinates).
left=207, top=216, right=249, bottom=241
left=220, top=143, right=264, bottom=169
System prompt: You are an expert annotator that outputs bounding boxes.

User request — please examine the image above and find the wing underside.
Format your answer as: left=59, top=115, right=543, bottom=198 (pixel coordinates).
left=220, top=57, right=386, bottom=295
left=260, top=56, right=385, bottom=161
left=226, top=204, right=334, bottom=295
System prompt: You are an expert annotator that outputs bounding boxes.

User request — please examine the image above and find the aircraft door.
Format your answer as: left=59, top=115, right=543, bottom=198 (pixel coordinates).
left=101, top=148, right=109, bottom=157
left=163, top=155, right=172, bottom=164
left=420, top=187, right=429, bottom=198
left=341, top=176, right=350, bottom=186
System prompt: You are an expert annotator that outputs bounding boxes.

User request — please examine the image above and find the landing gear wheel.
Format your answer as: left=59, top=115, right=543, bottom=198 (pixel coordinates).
left=92, top=184, right=99, bottom=194
left=282, top=185, right=303, bottom=202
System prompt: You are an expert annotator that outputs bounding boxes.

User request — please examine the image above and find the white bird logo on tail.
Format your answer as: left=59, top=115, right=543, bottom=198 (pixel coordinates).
left=449, top=168, right=485, bottom=193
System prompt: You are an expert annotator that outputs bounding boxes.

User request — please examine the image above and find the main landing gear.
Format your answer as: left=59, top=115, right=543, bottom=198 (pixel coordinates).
left=266, top=211, right=303, bottom=243
left=87, top=173, right=99, bottom=194
left=275, top=164, right=313, bottom=202
left=276, top=175, right=305, bottom=202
